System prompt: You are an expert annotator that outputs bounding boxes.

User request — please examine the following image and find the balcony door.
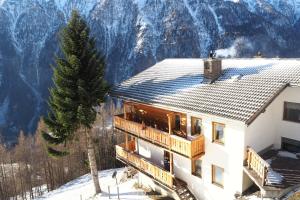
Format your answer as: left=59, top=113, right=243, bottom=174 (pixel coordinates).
left=163, top=151, right=170, bottom=171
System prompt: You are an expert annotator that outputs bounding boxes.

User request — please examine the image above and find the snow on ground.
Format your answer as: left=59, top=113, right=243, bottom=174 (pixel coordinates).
left=266, top=169, right=284, bottom=185
left=278, top=151, right=299, bottom=159
left=244, top=195, right=273, bottom=200
left=35, top=168, right=150, bottom=200
left=265, top=158, right=273, bottom=165
left=264, top=150, right=299, bottom=185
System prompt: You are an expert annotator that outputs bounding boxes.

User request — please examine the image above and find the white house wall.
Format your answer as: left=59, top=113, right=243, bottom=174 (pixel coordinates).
left=245, top=87, right=300, bottom=151
left=273, top=87, right=300, bottom=148
left=244, top=86, right=300, bottom=192
left=136, top=138, right=164, bottom=168
left=187, top=111, right=246, bottom=200
left=137, top=110, right=246, bottom=200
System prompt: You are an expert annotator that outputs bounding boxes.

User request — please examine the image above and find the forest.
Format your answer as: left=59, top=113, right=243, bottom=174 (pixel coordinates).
left=0, top=103, right=123, bottom=200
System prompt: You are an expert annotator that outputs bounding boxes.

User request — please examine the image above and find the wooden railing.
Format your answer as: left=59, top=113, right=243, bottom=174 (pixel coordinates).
left=114, top=115, right=205, bottom=158
left=170, top=135, right=205, bottom=158
left=246, top=147, right=270, bottom=186
left=116, top=143, right=174, bottom=188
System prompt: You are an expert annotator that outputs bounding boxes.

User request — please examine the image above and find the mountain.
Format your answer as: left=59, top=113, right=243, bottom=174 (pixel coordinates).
left=0, top=0, right=300, bottom=143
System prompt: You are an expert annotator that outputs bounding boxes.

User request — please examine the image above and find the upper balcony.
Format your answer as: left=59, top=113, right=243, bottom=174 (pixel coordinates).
left=114, top=102, right=204, bottom=158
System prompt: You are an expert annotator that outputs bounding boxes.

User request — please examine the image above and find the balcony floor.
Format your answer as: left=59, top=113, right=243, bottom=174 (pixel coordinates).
left=261, top=149, right=300, bottom=188
left=244, top=148, right=300, bottom=197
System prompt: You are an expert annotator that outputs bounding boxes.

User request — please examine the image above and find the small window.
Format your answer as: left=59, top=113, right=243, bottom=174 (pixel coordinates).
left=213, top=122, right=225, bottom=145
left=175, top=115, right=181, bottom=131
left=212, top=165, right=224, bottom=188
left=192, top=159, right=202, bottom=178
left=283, top=102, right=300, bottom=123
left=191, top=117, right=202, bottom=136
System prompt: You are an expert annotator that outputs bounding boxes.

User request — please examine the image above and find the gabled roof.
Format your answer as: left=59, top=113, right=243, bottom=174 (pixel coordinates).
left=111, top=58, right=300, bottom=125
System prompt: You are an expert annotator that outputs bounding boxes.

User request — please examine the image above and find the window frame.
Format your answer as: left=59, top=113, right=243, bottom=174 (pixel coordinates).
left=191, top=117, right=202, bottom=136
left=212, top=165, right=224, bottom=188
left=192, top=158, right=202, bottom=178
left=283, top=101, right=300, bottom=123
left=212, top=122, right=225, bottom=145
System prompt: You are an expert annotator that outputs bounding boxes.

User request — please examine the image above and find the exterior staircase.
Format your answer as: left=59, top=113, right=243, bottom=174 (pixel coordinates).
left=173, top=178, right=196, bottom=200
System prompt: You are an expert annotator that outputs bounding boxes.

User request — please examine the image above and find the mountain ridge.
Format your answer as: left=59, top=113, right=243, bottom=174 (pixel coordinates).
left=0, top=0, right=300, bottom=143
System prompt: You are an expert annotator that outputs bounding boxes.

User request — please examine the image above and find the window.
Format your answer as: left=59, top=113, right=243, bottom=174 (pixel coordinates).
left=283, top=102, right=300, bottom=123
left=174, top=115, right=181, bottom=131
left=213, top=122, right=225, bottom=145
left=191, top=117, right=202, bottom=136
left=192, top=159, right=202, bottom=178
left=212, top=165, right=224, bottom=188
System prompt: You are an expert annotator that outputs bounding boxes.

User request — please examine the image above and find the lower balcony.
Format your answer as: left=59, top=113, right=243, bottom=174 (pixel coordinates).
left=116, top=141, right=174, bottom=188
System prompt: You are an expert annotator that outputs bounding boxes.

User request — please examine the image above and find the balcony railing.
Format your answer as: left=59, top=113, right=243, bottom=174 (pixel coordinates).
left=246, top=147, right=270, bottom=186
left=116, top=142, right=174, bottom=188
left=114, top=115, right=205, bottom=158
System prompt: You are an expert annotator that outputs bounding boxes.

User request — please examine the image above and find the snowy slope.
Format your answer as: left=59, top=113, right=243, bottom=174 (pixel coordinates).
left=35, top=168, right=150, bottom=200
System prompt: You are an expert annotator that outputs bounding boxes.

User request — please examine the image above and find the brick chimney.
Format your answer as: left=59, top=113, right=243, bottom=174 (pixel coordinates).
left=203, top=51, right=222, bottom=83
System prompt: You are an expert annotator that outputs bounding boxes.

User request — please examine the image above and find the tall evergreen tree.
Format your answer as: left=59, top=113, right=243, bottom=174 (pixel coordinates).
left=42, top=10, right=108, bottom=194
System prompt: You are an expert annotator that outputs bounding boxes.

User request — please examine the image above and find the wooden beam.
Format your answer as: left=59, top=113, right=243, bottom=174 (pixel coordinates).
left=167, top=114, right=172, bottom=135
left=123, top=102, right=128, bottom=120
left=170, top=153, right=174, bottom=174
left=125, top=133, right=129, bottom=150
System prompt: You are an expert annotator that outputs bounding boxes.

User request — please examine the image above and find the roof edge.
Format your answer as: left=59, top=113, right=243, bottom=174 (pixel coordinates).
left=245, top=83, right=289, bottom=126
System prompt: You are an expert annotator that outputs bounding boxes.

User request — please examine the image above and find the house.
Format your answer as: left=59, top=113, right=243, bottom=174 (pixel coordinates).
left=111, top=57, right=300, bottom=200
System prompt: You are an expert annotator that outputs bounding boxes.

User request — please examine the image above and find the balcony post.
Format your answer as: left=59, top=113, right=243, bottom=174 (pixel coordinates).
left=167, top=114, right=172, bottom=135
left=123, top=103, right=127, bottom=120
left=125, top=133, right=129, bottom=150
left=170, top=153, right=174, bottom=174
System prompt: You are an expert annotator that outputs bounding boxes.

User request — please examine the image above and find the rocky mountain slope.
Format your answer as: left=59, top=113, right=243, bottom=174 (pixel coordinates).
left=0, top=0, right=300, bottom=143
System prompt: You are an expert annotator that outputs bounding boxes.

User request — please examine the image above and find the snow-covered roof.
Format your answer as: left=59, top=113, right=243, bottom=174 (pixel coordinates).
left=111, top=58, right=300, bottom=124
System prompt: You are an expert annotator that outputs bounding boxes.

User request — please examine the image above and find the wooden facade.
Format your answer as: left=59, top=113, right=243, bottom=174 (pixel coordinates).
left=114, top=114, right=205, bottom=158
left=114, top=101, right=205, bottom=189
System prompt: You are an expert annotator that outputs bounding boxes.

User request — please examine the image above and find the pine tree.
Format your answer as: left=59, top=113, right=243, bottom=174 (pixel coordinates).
left=42, top=10, right=108, bottom=194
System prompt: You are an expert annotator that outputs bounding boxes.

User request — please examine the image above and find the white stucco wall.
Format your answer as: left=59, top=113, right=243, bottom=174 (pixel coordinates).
left=137, top=111, right=246, bottom=200
left=246, top=87, right=300, bottom=151
left=137, top=139, right=164, bottom=167
left=244, top=86, right=300, bottom=191
left=182, top=111, right=246, bottom=200
left=135, top=87, right=300, bottom=200
left=273, top=87, right=300, bottom=148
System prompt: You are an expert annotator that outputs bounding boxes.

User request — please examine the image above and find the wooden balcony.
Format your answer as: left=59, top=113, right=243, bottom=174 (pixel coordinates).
left=246, top=147, right=270, bottom=186
left=116, top=142, right=174, bottom=188
left=114, top=115, right=205, bottom=158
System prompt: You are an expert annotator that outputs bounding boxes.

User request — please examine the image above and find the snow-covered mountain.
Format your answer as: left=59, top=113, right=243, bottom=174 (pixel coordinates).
left=1, top=0, right=300, bottom=143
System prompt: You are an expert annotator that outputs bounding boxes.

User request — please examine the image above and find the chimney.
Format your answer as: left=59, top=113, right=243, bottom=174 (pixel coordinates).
left=203, top=51, right=222, bottom=83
